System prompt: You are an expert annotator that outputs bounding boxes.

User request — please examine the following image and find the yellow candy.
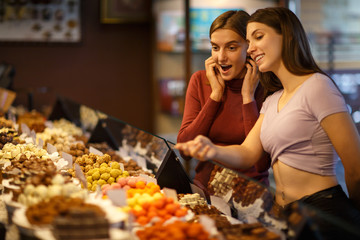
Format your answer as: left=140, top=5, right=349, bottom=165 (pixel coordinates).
left=110, top=169, right=121, bottom=178
left=100, top=163, right=108, bottom=168
left=86, top=176, right=93, bottom=183
left=100, top=172, right=110, bottom=181
left=107, top=177, right=115, bottom=184
left=92, top=172, right=100, bottom=180
left=110, top=162, right=120, bottom=169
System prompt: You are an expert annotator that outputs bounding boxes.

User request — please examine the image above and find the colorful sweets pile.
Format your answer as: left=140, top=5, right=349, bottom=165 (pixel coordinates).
left=136, top=220, right=218, bottom=240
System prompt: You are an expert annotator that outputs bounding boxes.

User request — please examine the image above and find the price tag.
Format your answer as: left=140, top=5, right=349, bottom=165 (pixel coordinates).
left=47, top=143, right=57, bottom=154
left=190, top=183, right=207, bottom=201
left=96, top=184, right=102, bottom=198
left=21, top=123, right=31, bottom=136
left=30, top=130, right=36, bottom=144
left=133, top=154, right=146, bottom=169
left=8, top=111, right=16, bottom=124
left=223, top=189, right=233, bottom=203
left=119, top=163, right=124, bottom=172
left=38, top=138, right=44, bottom=149
left=89, top=146, right=103, bottom=156
left=107, top=189, right=127, bottom=207
left=61, top=151, right=73, bottom=168
left=210, top=195, right=231, bottom=216
left=199, top=215, right=216, bottom=235
left=162, top=188, right=178, bottom=202
left=14, top=123, right=19, bottom=132
left=74, top=163, right=87, bottom=189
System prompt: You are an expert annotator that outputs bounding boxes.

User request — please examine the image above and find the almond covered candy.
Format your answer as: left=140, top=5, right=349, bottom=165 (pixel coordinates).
left=17, top=174, right=87, bottom=206
left=36, top=128, right=76, bottom=153
left=52, top=119, right=83, bottom=137
left=0, top=143, right=49, bottom=161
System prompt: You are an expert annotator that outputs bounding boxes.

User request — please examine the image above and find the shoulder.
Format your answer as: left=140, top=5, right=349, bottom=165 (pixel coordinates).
left=189, top=70, right=208, bottom=87
left=264, top=90, right=282, bottom=103
left=191, top=70, right=207, bottom=81
left=303, top=73, right=337, bottom=92
left=302, top=73, right=342, bottom=100
left=302, top=73, right=347, bottom=120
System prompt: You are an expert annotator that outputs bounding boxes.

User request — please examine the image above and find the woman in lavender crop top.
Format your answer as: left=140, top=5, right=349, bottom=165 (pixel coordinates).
left=260, top=72, right=347, bottom=176
left=176, top=7, right=360, bottom=238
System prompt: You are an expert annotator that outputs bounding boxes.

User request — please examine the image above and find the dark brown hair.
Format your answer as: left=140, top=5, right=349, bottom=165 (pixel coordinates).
left=248, top=7, right=329, bottom=97
left=210, top=10, right=250, bottom=40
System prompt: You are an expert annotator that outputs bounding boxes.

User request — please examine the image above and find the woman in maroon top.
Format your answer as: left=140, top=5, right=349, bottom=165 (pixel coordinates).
left=177, top=10, right=270, bottom=195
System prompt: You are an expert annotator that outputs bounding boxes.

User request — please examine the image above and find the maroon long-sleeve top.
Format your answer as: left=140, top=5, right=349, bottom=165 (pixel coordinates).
left=177, top=70, right=270, bottom=191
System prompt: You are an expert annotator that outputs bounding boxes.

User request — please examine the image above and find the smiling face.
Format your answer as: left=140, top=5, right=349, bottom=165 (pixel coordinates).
left=246, top=22, right=283, bottom=73
left=210, top=29, right=248, bottom=81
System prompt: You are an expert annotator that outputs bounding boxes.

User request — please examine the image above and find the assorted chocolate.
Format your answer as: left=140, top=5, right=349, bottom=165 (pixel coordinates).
left=179, top=193, right=282, bottom=240
left=208, top=166, right=238, bottom=198
left=25, top=196, right=105, bottom=226
left=121, top=125, right=167, bottom=164
left=17, top=111, right=46, bottom=133
left=219, top=223, right=281, bottom=240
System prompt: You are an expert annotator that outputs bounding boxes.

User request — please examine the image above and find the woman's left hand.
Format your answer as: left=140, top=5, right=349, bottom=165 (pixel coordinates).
left=242, top=58, right=259, bottom=104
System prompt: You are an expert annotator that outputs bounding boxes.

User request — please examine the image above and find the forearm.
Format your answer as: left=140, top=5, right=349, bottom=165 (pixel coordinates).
left=345, top=173, right=360, bottom=209
left=213, top=144, right=260, bottom=169
left=213, top=115, right=264, bottom=170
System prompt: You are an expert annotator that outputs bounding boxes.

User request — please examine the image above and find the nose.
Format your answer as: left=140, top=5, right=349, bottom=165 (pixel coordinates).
left=218, top=49, right=227, bottom=63
left=247, top=41, right=255, bottom=56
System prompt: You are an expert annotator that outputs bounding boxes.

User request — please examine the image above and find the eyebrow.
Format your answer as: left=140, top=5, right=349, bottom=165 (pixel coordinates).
left=210, top=40, right=241, bottom=46
left=246, top=29, right=261, bottom=43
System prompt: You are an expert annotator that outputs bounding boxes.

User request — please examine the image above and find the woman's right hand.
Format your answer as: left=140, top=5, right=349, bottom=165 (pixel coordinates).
left=205, top=57, right=225, bottom=102
left=175, top=135, right=218, bottom=161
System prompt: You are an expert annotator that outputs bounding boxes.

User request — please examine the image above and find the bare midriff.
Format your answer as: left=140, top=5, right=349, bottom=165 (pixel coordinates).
left=273, top=160, right=338, bottom=206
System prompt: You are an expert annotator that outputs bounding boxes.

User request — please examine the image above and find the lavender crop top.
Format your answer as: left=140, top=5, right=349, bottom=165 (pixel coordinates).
left=260, top=73, right=348, bottom=175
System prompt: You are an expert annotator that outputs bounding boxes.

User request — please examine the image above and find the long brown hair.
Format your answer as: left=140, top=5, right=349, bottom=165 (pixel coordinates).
left=248, top=7, right=329, bottom=97
left=210, top=10, right=250, bottom=41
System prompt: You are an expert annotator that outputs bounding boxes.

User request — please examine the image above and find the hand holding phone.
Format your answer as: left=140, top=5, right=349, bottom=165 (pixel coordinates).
left=242, top=57, right=259, bottom=104
left=205, top=56, right=225, bottom=102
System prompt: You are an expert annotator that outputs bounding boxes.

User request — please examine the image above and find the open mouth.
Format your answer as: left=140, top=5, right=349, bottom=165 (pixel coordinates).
left=221, top=65, right=232, bottom=71
left=255, top=54, right=264, bottom=63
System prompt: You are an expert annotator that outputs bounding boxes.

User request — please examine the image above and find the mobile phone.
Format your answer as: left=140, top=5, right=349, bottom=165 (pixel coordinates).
left=213, top=67, right=218, bottom=75
left=246, top=56, right=253, bottom=67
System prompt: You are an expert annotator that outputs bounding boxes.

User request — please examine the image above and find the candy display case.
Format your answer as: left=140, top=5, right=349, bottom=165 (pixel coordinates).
left=1, top=96, right=359, bottom=240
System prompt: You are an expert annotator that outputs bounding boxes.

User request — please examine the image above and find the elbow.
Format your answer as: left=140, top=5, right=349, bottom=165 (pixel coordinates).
left=176, top=130, right=185, bottom=143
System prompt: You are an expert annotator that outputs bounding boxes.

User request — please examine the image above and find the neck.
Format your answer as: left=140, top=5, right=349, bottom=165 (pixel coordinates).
left=273, top=63, right=312, bottom=94
left=235, top=67, right=247, bottom=80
